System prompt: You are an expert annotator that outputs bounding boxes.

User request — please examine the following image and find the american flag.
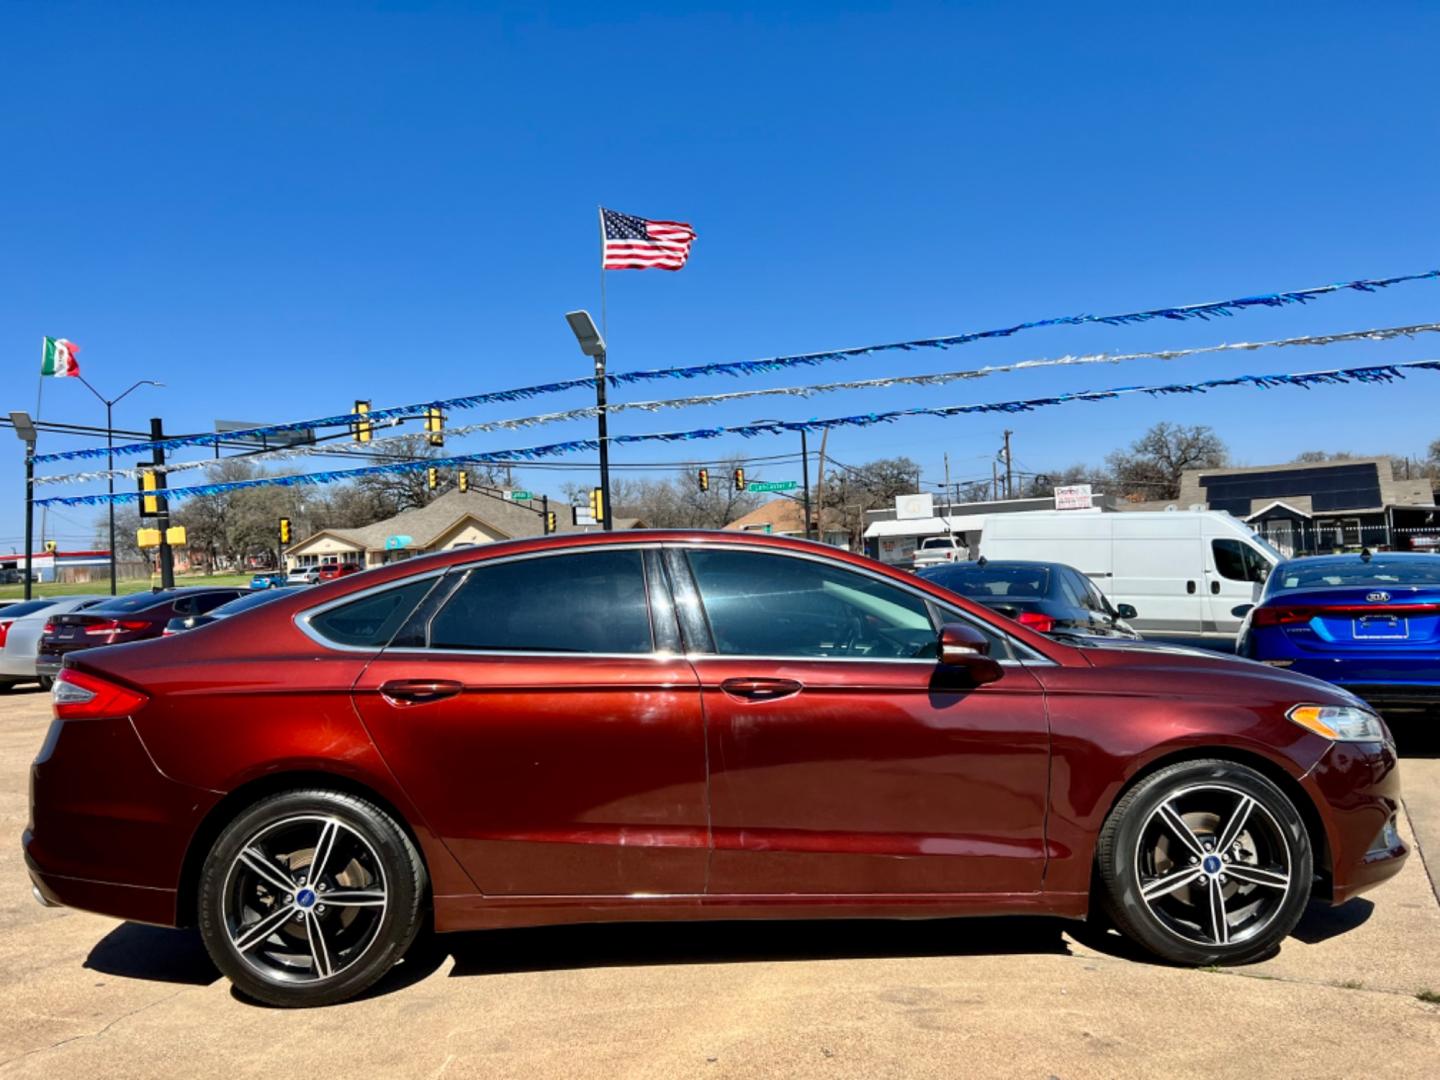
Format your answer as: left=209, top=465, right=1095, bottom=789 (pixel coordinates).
left=600, top=207, right=696, bottom=271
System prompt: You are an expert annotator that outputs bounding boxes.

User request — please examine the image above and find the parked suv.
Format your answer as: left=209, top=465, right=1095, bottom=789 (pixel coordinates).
left=36, top=587, right=247, bottom=681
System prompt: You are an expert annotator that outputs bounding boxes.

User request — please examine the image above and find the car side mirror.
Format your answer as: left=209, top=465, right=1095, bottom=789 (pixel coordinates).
left=1116, top=603, right=1138, bottom=620
left=937, top=623, right=1003, bottom=685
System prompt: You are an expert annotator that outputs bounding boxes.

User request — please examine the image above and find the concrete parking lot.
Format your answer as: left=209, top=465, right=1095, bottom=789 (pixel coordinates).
left=1, top=689, right=1437, bottom=1079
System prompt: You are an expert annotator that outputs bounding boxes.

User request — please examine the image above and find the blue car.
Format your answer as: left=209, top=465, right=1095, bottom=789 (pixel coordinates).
left=249, top=571, right=288, bottom=590
left=1238, top=552, right=1440, bottom=714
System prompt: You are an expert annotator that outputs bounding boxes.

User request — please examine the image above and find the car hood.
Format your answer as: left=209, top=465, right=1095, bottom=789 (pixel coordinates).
left=1069, top=637, right=1369, bottom=708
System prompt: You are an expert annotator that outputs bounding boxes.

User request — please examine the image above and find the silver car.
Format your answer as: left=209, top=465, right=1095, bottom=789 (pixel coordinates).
left=0, top=596, right=104, bottom=690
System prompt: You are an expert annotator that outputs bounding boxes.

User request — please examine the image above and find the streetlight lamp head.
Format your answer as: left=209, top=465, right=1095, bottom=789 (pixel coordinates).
left=9, top=411, right=37, bottom=444
left=564, top=310, right=606, bottom=357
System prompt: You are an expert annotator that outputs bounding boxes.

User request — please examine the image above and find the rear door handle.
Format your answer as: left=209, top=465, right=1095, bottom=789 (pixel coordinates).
left=720, top=677, right=803, bottom=702
left=1210, top=580, right=1221, bottom=594
left=379, top=679, right=463, bottom=706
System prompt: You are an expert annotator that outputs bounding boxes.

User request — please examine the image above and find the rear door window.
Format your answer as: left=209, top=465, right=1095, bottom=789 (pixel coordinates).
left=428, top=549, right=654, bottom=654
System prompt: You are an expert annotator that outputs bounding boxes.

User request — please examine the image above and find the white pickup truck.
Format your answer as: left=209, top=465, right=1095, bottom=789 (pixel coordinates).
left=911, top=534, right=967, bottom=569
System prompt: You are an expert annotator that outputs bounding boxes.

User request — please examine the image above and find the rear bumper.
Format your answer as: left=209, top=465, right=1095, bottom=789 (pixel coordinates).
left=1302, top=739, right=1408, bottom=904
left=24, top=715, right=217, bottom=928
left=34, top=655, right=63, bottom=678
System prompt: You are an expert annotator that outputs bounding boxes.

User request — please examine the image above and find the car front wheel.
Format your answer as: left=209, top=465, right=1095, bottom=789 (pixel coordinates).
left=197, top=789, right=426, bottom=1007
left=1096, top=758, right=1312, bottom=966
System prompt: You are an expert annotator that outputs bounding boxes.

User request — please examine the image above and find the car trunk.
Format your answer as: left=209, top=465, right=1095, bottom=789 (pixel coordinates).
left=1262, top=586, right=1440, bottom=654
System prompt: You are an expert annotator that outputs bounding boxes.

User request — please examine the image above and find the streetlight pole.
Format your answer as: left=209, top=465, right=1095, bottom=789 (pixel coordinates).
left=9, top=412, right=38, bottom=600
left=564, top=311, right=613, bottom=531
left=76, top=378, right=162, bottom=594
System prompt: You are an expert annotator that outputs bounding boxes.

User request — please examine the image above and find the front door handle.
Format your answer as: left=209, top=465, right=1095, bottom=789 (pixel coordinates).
left=720, top=677, right=803, bottom=702
left=1187, top=580, right=1197, bottom=594
left=379, top=679, right=463, bottom=706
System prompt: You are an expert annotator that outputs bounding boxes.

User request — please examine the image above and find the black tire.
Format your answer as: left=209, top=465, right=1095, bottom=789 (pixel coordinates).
left=1097, top=758, right=1312, bottom=966
left=197, top=789, right=426, bottom=1007
left=37, top=676, right=54, bottom=691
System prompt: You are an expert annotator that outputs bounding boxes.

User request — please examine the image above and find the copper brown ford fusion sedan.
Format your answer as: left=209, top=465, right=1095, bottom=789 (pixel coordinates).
left=25, top=532, right=1405, bottom=1007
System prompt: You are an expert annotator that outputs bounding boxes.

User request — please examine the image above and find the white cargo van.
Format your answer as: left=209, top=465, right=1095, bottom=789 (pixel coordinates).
left=976, top=511, right=1280, bottom=640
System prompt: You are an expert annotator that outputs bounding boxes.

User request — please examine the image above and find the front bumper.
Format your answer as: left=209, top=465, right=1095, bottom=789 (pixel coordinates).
left=1302, top=738, right=1408, bottom=904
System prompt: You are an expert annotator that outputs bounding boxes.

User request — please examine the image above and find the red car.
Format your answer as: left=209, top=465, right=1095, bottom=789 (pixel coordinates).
left=25, top=532, right=1405, bottom=1007
left=316, top=562, right=362, bottom=582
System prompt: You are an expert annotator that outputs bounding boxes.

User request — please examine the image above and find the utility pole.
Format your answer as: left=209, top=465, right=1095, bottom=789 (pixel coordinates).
left=992, top=461, right=1000, bottom=501
left=1003, top=430, right=1014, bottom=500
left=151, top=417, right=176, bottom=588
left=943, top=452, right=951, bottom=512
left=814, top=428, right=829, bottom=542
left=800, top=428, right=813, bottom=541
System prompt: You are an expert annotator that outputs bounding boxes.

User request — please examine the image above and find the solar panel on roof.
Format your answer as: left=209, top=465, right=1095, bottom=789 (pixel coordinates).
left=1200, top=462, right=1382, bottom=515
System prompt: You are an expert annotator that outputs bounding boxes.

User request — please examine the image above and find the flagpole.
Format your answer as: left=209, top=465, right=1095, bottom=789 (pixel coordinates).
left=597, top=205, right=608, bottom=340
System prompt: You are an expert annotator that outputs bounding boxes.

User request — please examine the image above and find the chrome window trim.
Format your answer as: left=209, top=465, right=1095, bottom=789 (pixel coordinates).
left=295, top=537, right=1052, bottom=666
left=296, top=543, right=666, bottom=656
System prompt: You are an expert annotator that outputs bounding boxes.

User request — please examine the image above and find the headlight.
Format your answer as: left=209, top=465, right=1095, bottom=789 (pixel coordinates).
left=1287, top=704, right=1387, bottom=742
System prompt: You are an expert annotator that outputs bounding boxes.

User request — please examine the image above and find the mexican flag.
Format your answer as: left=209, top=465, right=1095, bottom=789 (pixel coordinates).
left=41, top=337, right=81, bottom=378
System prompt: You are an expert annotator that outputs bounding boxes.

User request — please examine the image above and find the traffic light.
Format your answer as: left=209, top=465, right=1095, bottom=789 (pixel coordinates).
left=279, top=517, right=292, bottom=545
left=698, top=467, right=709, bottom=492
left=588, top=486, right=604, bottom=522
left=545, top=510, right=557, bottom=534
left=426, top=406, right=444, bottom=447
left=733, top=467, right=746, bottom=492
left=427, top=466, right=439, bottom=491
left=43, top=540, right=57, bottom=553
left=139, top=469, right=160, bottom=517
left=457, top=469, right=469, bottom=493
left=354, top=400, right=372, bottom=443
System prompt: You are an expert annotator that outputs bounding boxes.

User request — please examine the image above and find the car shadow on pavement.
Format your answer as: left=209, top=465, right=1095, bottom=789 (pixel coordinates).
left=85, top=923, right=221, bottom=986
left=437, top=915, right=1071, bottom=981
left=1389, top=716, right=1440, bottom=758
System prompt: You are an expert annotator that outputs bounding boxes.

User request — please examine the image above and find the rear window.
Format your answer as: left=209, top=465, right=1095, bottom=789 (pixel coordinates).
left=922, top=564, right=1051, bottom=599
left=89, top=592, right=172, bottom=613
left=308, top=579, right=435, bottom=648
left=1269, top=558, right=1440, bottom=594
left=0, top=599, right=58, bottom=618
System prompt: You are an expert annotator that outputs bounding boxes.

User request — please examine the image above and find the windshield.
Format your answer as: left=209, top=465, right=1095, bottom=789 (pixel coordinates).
left=1267, top=557, right=1440, bottom=594
left=922, top=563, right=1050, bottom=598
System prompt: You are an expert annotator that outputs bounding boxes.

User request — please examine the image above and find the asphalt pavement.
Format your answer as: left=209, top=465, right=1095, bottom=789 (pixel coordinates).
left=1, top=688, right=1436, bottom=1078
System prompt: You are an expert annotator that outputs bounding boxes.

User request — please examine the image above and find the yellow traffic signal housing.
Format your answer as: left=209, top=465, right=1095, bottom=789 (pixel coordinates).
left=698, top=468, right=709, bottom=492
left=139, top=469, right=160, bottom=516
left=545, top=510, right=557, bottom=534
left=165, top=526, right=187, bottom=546
left=279, top=517, right=292, bottom=544
left=426, top=407, right=444, bottom=447
left=588, top=486, right=604, bottom=522
left=354, top=400, right=372, bottom=443
left=427, top=466, right=439, bottom=491
left=733, top=467, right=746, bottom=492
left=457, top=470, right=469, bottom=493
left=136, top=528, right=162, bottom=549
left=43, top=540, right=57, bottom=553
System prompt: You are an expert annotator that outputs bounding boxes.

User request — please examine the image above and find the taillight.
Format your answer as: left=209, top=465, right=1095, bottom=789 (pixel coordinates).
left=1251, top=603, right=1439, bottom=628
left=1016, top=611, right=1057, bottom=633
left=0, top=620, right=10, bottom=648
left=52, top=668, right=149, bottom=719
left=42, top=621, right=55, bottom=635
left=83, top=618, right=151, bottom=636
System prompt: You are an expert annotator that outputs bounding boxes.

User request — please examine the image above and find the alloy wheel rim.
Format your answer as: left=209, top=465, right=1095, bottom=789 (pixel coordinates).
left=1132, top=783, right=1292, bottom=948
left=222, top=814, right=388, bottom=984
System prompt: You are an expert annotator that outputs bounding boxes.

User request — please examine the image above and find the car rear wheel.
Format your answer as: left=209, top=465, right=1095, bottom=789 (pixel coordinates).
left=197, top=789, right=426, bottom=1007
left=1096, top=759, right=1312, bottom=966
left=36, top=676, right=53, bottom=691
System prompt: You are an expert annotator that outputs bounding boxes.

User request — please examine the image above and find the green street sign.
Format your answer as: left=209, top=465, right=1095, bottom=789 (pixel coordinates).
left=747, top=480, right=798, bottom=493
left=506, top=491, right=533, bottom=502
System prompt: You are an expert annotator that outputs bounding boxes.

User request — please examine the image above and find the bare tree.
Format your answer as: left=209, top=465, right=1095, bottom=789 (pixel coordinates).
left=1106, top=423, right=1227, bottom=500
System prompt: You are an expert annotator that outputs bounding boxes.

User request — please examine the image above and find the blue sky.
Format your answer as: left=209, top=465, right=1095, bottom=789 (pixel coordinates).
left=4, top=1, right=1440, bottom=551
